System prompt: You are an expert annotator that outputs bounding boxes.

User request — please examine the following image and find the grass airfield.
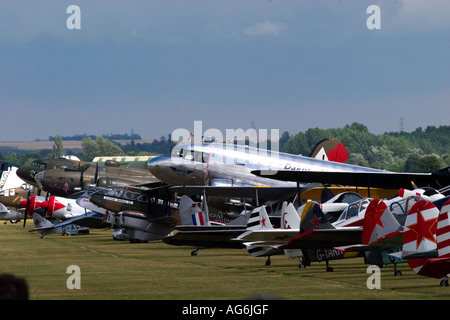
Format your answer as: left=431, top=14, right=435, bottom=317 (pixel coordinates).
left=1, top=223, right=448, bottom=300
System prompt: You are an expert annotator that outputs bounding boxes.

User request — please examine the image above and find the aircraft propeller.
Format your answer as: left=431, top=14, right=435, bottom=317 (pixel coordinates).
left=19, top=191, right=43, bottom=228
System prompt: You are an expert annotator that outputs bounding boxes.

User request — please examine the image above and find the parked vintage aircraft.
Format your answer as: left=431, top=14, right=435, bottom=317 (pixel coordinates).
left=147, top=138, right=364, bottom=189
left=79, top=184, right=178, bottom=242
left=16, top=156, right=84, bottom=186
left=33, top=163, right=159, bottom=197
left=0, top=166, right=41, bottom=223
left=0, top=202, right=23, bottom=223
left=236, top=197, right=363, bottom=270
left=389, top=198, right=450, bottom=286
left=162, top=195, right=250, bottom=255
left=21, top=190, right=110, bottom=236
left=148, top=139, right=450, bottom=191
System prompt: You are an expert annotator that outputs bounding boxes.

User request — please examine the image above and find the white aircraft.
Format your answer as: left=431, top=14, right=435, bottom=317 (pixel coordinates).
left=20, top=191, right=109, bottom=236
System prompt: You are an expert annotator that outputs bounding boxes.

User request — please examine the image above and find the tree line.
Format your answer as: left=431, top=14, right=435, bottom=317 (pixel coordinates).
left=1, top=123, right=449, bottom=173
left=282, top=122, right=450, bottom=172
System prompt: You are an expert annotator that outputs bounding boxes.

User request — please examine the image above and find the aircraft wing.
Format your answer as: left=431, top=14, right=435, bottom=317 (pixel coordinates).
left=252, top=170, right=443, bottom=189
left=236, top=229, right=301, bottom=245
left=236, top=227, right=362, bottom=249
left=169, top=185, right=299, bottom=199
left=336, top=231, right=404, bottom=252
left=174, top=225, right=247, bottom=231
left=30, top=212, right=106, bottom=232
left=163, top=229, right=247, bottom=249
left=281, top=228, right=363, bottom=249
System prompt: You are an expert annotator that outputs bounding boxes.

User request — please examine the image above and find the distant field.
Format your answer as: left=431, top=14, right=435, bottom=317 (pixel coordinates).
left=0, top=223, right=448, bottom=301
left=0, top=140, right=154, bottom=151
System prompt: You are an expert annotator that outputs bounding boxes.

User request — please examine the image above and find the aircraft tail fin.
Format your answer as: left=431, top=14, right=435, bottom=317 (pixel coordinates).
left=299, top=201, right=333, bottom=232
left=436, top=199, right=450, bottom=258
left=403, top=200, right=439, bottom=274
left=361, top=199, right=402, bottom=245
left=179, top=195, right=209, bottom=226
left=399, top=188, right=431, bottom=203
left=246, top=205, right=273, bottom=230
left=0, top=203, right=9, bottom=214
left=32, top=212, right=54, bottom=229
left=281, top=202, right=300, bottom=229
left=309, top=138, right=349, bottom=163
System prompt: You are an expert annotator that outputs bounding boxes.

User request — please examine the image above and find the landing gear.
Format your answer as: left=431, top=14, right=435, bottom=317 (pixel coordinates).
left=265, top=256, right=271, bottom=266
left=440, top=278, right=449, bottom=287
left=298, top=257, right=310, bottom=269
left=191, top=248, right=199, bottom=256
left=325, top=260, right=333, bottom=272
left=393, top=264, right=402, bottom=276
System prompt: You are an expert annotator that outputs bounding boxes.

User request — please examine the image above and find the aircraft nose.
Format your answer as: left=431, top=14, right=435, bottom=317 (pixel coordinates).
left=16, top=167, right=38, bottom=184
left=147, top=156, right=171, bottom=171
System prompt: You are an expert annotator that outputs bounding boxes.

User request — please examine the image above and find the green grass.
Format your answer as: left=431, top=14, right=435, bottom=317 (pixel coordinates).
left=1, top=223, right=448, bottom=300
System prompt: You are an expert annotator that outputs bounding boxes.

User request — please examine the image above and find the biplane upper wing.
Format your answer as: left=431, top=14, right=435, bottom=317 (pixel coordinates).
left=252, top=167, right=450, bottom=189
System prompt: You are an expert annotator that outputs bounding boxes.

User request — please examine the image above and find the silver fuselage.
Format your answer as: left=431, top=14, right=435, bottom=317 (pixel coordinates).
left=147, top=142, right=384, bottom=187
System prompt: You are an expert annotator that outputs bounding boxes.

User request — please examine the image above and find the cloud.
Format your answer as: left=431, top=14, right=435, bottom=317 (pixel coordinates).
left=243, top=20, right=285, bottom=36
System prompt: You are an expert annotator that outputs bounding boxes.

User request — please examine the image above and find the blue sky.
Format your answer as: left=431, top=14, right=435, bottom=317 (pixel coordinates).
left=1, top=1, right=449, bottom=141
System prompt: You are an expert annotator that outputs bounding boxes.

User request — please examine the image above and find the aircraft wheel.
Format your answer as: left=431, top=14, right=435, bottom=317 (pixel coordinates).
left=191, top=250, right=198, bottom=256
left=265, top=259, right=271, bottom=266
left=326, top=266, right=334, bottom=272
left=440, top=278, right=449, bottom=287
left=394, top=270, right=402, bottom=277
left=299, top=259, right=306, bottom=269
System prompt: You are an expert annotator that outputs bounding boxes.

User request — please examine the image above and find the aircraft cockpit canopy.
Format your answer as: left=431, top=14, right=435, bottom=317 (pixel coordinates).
left=337, top=198, right=372, bottom=221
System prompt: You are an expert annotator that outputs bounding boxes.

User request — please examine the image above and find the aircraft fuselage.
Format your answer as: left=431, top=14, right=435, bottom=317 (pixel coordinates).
left=147, top=142, right=384, bottom=187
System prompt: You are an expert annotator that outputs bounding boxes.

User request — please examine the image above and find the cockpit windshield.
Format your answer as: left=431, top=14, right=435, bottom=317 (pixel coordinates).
left=171, top=144, right=211, bottom=163
left=30, top=161, right=46, bottom=169
left=337, top=198, right=372, bottom=221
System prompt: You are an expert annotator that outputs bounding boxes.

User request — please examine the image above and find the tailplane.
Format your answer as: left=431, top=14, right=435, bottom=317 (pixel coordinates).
left=179, top=195, right=209, bottom=226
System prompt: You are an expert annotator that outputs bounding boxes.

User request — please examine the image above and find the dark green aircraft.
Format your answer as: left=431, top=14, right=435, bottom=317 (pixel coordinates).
left=33, top=163, right=160, bottom=197
left=16, top=156, right=86, bottom=186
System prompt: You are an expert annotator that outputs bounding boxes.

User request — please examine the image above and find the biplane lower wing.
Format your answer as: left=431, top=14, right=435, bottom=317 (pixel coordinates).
left=163, top=229, right=247, bottom=249
left=280, top=228, right=363, bottom=249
